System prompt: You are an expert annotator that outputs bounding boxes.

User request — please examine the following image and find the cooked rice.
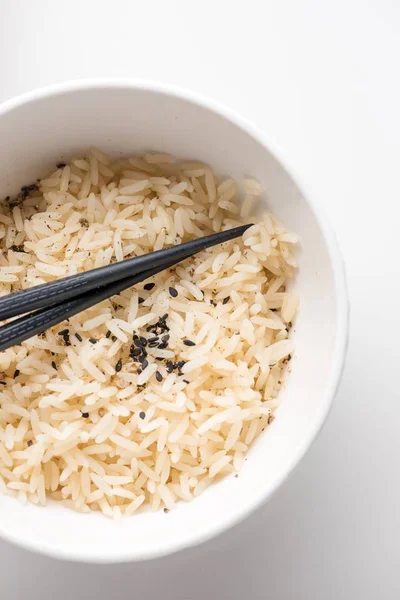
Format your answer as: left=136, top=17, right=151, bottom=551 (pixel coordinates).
left=0, top=149, right=298, bottom=516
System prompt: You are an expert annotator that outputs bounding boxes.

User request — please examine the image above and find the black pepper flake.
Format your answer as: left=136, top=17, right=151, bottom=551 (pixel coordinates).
left=137, top=368, right=142, bottom=375
left=223, top=296, right=230, bottom=305
left=75, top=332, right=83, bottom=342
left=115, top=359, right=122, bottom=372
left=169, top=287, right=178, bottom=297
left=13, top=369, right=20, bottom=378
left=141, top=359, right=148, bottom=370
left=111, top=335, right=117, bottom=342
left=27, top=440, right=33, bottom=447
left=156, top=371, right=163, bottom=382
left=139, top=411, right=146, bottom=419
left=56, top=162, right=66, bottom=169
left=51, top=361, right=57, bottom=370
left=210, top=300, right=217, bottom=307
left=183, top=339, right=195, bottom=346
left=183, top=379, right=189, bottom=384
left=0, top=381, right=6, bottom=385
left=21, top=183, right=39, bottom=196
left=79, top=218, right=89, bottom=228
left=138, top=297, right=145, bottom=304
left=10, top=244, right=25, bottom=253
left=163, top=508, right=169, bottom=514
left=105, top=330, right=112, bottom=339
left=144, top=282, right=155, bottom=291
left=81, top=412, right=89, bottom=418
left=58, top=329, right=69, bottom=336
left=89, top=337, right=97, bottom=344
left=270, top=308, right=277, bottom=312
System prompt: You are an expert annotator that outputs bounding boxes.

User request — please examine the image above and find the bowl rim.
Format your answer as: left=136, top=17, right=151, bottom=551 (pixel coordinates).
left=0, top=78, right=349, bottom=562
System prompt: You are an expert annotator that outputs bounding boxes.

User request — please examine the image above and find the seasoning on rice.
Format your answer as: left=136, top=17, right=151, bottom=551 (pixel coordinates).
left=0, top=148, right=298, bottom=517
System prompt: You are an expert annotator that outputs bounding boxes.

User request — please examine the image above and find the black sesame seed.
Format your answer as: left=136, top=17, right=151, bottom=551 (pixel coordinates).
left=27, top=440, right=33, bottom=447
left=105, top=330, right=111, bottom=339
left=131, top=347, right=142, bottom=357
left=138, top=297, right=145, bottom=304
left=139, top=411, right=145, bottom=419
left=51, top=361, right=57, bottom=370
left=115, top=359, right=122, bottom=372
left=162, top=314, right=168, bottom=321
left=210, top=300, right=217, bottom=307
left=89, top=337, right=97, bottom=344
left=13, top=369, right=20, bottom=378
left=183, top=379, right=190, bottom=384
left=81, top=412, right=89, bottom=418
left=148, top=336, right=159, bottom=343
left=142, top=359, right=148, bottom=370
left=161, top=334, right=170, bottom=343
left=166, top=361, right=174, bottom=373
left=137, top=368, right=142, bottom=375
left=223, top=296, right=230, bottom=305
left=183, top=339, right=195, bottom=346
left=139, top=336, right=147, bottom=347
left=169, top=287, right=178, bottom=297
left=156, top=371, right=163, bottom=382
left=58, top=329, right=69, bottom=336
left=111, top=335, right=117, bottom=342
left=10, top=244, right=25, bottom=253
left=144, top=282, right=155, bottom=291
left=0, top=381, right=6, bottom=385
left=75, top=332, right=83, bottom=342
left=148, top=341, right=159, bottom=348
left=157, top=342, right=167, bottom=350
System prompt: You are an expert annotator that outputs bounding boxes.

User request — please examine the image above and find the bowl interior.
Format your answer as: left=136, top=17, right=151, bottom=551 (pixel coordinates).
left=0, top=83, right=345, bottom=561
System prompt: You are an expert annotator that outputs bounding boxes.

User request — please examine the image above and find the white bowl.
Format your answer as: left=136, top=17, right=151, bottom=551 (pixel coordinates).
left=0, top=80, right=348, bottom=562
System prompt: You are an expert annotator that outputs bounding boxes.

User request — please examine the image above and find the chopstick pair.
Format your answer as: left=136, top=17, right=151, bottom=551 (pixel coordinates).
left=0, top=224, right=252, bottom=352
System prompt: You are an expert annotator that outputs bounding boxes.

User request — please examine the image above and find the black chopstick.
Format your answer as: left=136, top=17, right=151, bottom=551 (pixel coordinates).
left=0, top=257, right=180, bottom=352
left=0, top=224, right=251, bottom=321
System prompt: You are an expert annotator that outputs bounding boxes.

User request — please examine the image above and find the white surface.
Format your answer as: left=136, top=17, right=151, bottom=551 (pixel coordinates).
left=0, top=0, right=398, bottom=596
left=0, top=81, right=347, bottom=561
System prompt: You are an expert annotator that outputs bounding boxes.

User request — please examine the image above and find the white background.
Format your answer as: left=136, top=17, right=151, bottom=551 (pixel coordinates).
left=0, top=0, right=399, bottom=598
